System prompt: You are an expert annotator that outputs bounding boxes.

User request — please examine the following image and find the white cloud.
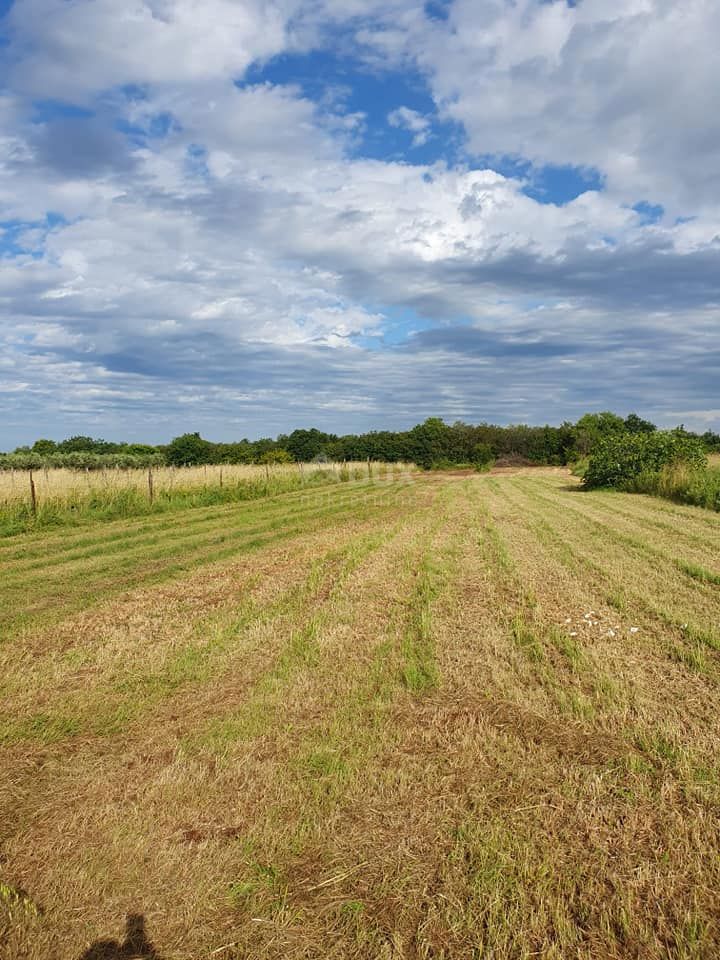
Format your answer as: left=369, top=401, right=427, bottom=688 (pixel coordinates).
left=374, top=0, right=720, bottom=215
left=0, top=0, right=719, bottom=444
left=4, top=0, right=294, bottom=98
left=387, top=106, right=432, bottom=146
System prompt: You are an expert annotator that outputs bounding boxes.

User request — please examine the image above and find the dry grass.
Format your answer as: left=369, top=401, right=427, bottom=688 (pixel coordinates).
left=2, top=469, right=720, bottom=959
left=0, top=462, right=411, bottom=510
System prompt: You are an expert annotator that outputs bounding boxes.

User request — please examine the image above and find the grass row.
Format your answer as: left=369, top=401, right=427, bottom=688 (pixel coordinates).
left=0, top=480, right=415, bottom=638
left=506, top=477, right=720, bottom=680
left=0, top=464, right=389, bottom=537
left=0, top=528, right=399, bottom=746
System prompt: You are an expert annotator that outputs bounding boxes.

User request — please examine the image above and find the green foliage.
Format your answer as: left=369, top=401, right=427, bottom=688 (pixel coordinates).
left=0, top=451, right=164, bottom=470
left=11, top=411, right=717, bottom=474
left=700, top=429, right=720, bottom=452
left=31, top=439, right=58, bottom=455
left=583, top=431, right=707, bottom=490
left=472, top=441, right=494, bottom=467
left=408, top=418, right=456, bottom=469
left=280, top=428, right=338, bottom=462
left=573, top=411, right=628, bottom=457
left=258, top=448, right=293, bottom=464
left=624, top=412, right=656, bottom=434
left=57, top=435, right=108, bottom=453
left=165, top=432, right=216, bottom=466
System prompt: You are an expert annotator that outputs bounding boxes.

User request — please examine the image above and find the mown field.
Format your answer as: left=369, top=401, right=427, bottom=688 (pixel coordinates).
left=2, top=468, right=720, bottom=959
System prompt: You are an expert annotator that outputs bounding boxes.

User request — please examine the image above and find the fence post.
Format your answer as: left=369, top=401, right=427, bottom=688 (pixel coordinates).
left=148, top=466, right=154, bottom=504
left=219, top=467, right=223, bottom=488
left=29, top=469, right=37, bottom=517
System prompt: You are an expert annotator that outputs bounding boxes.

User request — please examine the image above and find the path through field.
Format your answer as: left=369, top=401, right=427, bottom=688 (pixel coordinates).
left=2, top=470, right=720, bottom=959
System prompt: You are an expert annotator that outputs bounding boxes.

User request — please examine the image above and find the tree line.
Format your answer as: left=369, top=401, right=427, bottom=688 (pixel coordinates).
left=3, top=412, right=719, bottom=471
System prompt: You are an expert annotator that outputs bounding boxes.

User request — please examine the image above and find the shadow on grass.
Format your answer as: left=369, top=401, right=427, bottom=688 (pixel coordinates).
left=79, top=914, right=161, bottom=959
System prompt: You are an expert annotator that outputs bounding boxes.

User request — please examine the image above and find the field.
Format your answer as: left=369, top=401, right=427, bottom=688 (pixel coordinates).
left=2, top=468, right=720, bottom=959
left=0, top=463, right=404, bottom=536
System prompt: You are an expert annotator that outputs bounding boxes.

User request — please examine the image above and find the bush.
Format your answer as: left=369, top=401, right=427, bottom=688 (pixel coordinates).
left=472, top=442, right=494, bottom=468
left=257, top=448, right=294, bottom=465
left=583, top=431, right=707, bottom=490
left=0, top=451, right=164, bottom=471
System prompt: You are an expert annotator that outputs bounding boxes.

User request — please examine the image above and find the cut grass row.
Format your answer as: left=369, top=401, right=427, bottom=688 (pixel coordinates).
left=1, top=481, right=404, bottom=585
left=1, top=478, right=459, bottom=957
left=224, top=476, right=720, bottom=958
left=0, top=523, right=403, bottom=746
left=510, top=477, right=720, bottom=651
left=0, top=476, right=393, bottom=563
left=0, top=479, right=416, bottom=638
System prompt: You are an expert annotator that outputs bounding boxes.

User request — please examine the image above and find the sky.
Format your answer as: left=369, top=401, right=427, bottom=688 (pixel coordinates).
left=1, top=0, right=719, bottom=447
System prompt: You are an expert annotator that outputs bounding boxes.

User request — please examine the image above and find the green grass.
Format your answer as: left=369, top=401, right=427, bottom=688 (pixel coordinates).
left=625, top=463, right=720, bottom=512
left=0, top=479, right=411, bottom=637
left=0, top=466, right=359, bottom=537
left=400, top=553, right=442, bottom=693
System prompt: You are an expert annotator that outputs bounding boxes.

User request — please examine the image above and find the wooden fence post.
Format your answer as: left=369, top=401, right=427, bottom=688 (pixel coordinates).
left=29, top=469, right=37, bottom=517
left=148, top=467, right=154, bottom=504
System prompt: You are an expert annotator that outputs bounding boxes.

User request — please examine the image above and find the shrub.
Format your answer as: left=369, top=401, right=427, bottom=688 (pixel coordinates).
left=257, top=449, right=294, bottom=465
left=583, top=431, right=707, bottom=490
left=472, top=442, right=494, bottom=468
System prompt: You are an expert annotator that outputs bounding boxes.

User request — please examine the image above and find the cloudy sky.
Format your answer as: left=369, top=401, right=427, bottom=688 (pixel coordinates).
left=1, top=0, right=719, bottom=446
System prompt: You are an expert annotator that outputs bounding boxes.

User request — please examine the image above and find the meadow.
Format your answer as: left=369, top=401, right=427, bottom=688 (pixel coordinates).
left=0, top=462, right=409, bottom=537
left=2, top=468, right=720, bottom=958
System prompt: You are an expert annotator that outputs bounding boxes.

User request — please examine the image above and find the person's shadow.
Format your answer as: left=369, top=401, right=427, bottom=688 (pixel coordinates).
left=79, top=913, right=161, bottom=959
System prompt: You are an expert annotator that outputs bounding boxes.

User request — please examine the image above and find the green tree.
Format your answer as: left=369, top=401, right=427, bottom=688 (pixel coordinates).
left=165, top=432, right=215, bottom=466
left=624, top=413, right=656, bottom=434
left=472, top=442, right=494, bottom=467
left=31, top=439, right=58, bottom=456
left=408, top=418, right=453, bottom=469
left=283, top=428, right=337, bottom=462
left=574, top=412, right=627, bottom=456
left=57, top=435, right=100, bottom=453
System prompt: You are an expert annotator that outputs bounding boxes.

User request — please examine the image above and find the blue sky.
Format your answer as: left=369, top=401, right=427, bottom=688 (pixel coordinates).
left=0, top=0, right=719, bottom=446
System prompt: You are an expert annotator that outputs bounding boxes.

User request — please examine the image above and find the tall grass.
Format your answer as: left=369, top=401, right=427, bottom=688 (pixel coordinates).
left=623, top=460, right=720, bottom=511
left=0, top=462, right=415, bottom=537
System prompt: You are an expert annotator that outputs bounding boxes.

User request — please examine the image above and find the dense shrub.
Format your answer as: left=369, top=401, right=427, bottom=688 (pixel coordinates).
left=0, top=451, right=164, bottom=471
left=472, top=442, right=494, bottom=468
left=583, top=431, right=707, bottom=489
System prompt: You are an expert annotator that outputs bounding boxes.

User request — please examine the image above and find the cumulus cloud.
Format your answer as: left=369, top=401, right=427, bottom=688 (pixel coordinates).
left=0, top=0, right=719, bottom=446
left=362, top=0, right=720, bottom=214
left=3, top=0, right=292, bottom=97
